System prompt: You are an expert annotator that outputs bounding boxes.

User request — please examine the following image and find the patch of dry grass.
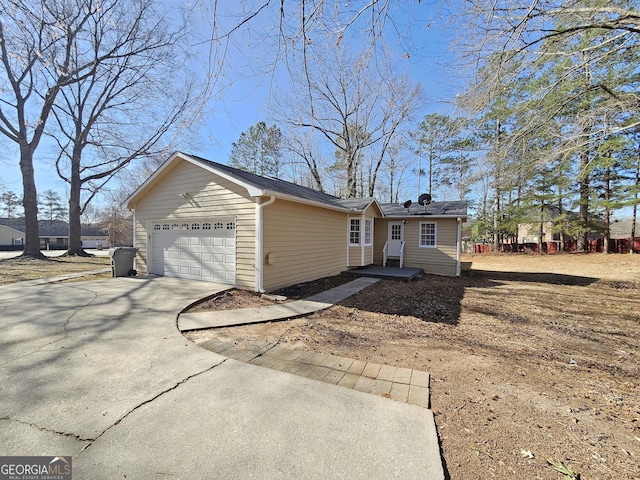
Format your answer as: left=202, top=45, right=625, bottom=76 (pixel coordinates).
left=0, top=255, right=111, bottom=285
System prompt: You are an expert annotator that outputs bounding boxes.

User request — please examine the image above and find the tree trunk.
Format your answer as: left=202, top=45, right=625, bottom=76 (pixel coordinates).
left=19, top=144, right=44, bottom=258
left=66, top=148, right=88, bottom=256
left=346, top=153, right=357, bottom=198
left=631, top=143, right=639, bottom=252
left=603, top=156, right=611, bottom=254
left=558, top=194, right=566, bottom=253
left=493, top=186, right=500, bottom=252
left=577, top=146, right=590, bottom=252
left=538, top=203, right=544, bottom=254
left=493, top=118, right=501, bottom=252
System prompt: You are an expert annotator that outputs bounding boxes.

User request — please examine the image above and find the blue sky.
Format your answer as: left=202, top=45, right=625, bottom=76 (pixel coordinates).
left=196, top=2, right=462, bottom=162
left=0, top=2, right=463, bottom=206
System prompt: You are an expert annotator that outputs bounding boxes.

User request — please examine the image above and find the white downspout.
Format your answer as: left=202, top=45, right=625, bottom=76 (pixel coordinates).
left=131, top=207, right=136, bottom=249
left=255, top=195, right=276, bottom=292
left=131, top=207, right=136, bottom=270
left=346, top=217, right=350, bottom=267
left=361, top=214, right=365, bottom=266
left=456, top=217, right=462, bottom=276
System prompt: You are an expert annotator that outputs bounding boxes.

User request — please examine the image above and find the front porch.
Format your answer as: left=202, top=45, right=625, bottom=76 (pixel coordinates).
left=343, top=265, right=423, bottom=282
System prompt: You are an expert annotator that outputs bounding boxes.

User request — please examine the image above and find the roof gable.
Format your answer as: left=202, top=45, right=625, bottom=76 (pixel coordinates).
left=0, top=224, right=25, bottom=236
left=126, top=152, right=383, bottom=214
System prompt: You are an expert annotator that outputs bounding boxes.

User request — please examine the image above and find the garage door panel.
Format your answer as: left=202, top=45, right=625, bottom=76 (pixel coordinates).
left=201, top=268, right=212, bottom=279
left=151, top=219, right=236, bottom=285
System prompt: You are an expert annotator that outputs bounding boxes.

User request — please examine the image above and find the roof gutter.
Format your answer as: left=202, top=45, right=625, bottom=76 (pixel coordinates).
left=255, top=195, right=276, bottom=292
left=384, top=215, right=468, bottom=220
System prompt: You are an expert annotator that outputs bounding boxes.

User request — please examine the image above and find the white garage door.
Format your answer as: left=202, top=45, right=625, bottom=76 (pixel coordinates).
left=150, top=219, right=236, bottom=284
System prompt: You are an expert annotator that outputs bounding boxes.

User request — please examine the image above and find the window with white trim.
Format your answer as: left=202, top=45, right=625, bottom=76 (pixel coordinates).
left=364, top=218, right=372, bottom=246
left=349, top=218, right=360, bottom=245
left=419, top=222, right=437, bottom=248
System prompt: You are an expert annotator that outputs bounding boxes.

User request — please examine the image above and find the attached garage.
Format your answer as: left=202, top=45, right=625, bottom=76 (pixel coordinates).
left=150, top=219, right=236, bottom=284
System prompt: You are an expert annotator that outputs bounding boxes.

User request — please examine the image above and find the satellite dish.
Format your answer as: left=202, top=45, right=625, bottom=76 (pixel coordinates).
left=403, top=199, right=412, bottom=209
left=418, top=193, right=432, bottom=206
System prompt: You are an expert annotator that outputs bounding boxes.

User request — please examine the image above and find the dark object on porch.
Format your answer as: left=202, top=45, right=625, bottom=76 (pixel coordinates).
left=344, top=265, right=423, bottom=281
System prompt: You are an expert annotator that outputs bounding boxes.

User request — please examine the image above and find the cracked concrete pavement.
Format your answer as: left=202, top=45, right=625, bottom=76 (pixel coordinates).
left=0, top=276, right=444, bottom=479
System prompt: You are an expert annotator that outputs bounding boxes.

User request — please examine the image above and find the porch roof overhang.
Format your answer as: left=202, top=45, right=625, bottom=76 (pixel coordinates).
left=380, top=201, right=468, bottom=220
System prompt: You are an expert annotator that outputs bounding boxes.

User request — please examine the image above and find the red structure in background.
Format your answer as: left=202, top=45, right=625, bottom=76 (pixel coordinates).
left=474, top=238, right=640, bottom=254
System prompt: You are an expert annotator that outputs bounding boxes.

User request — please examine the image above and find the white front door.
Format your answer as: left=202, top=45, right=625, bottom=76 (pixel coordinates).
left=388, top=222, right=404, bottom=256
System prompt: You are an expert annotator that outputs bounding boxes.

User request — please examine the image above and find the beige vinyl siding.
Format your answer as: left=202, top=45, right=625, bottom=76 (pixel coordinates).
left=132, top=159, right=256, bottom=289
left=373, top=219, right=388, bottom=264
left=374, top=218, right=459, bottom=276
left=347, top=245, right=374, bottom=267
left=262, top=199, right=348, bottom=291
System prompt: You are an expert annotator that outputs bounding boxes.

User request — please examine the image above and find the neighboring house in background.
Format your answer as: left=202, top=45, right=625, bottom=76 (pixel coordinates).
left=0, top=224, right=25, bottom=250
left=0, top=219, right=109, bottom=250
left=39, top=235, right=110, bottom=250
left=517, top=220, right=572, bottom=244
left=516, top=207, right=575, bottom=246
left=126, top=153, right=468, bottom=292
left=610, top=218, right=636, bottom=239
left=517, top=213, right=636, bottom=244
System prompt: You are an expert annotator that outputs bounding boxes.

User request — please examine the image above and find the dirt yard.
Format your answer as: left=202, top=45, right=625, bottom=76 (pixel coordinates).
left=187, top=254, right=640, bottom=479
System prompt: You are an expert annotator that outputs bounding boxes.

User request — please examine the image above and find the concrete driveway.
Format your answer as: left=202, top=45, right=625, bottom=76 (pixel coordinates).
left=0, top=276, right=443, bottom=479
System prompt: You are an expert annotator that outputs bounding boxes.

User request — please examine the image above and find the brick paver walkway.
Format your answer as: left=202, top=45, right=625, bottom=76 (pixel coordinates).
left=197, top=337, right=430, bottom=408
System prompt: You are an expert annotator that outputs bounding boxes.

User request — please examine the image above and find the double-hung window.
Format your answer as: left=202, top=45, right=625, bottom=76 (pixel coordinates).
left=349, top=219, right=361, bottom=245
left=364, top=219, right=372, bottom=246
left=419, top=222, right=437, bottom=248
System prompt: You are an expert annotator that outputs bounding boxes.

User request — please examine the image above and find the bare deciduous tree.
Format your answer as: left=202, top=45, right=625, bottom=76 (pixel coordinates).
left=274, top=46, right=422, bottom=198
left=0, top=0, right=199, bottom=257
left=49, top=0, right=199, bottom=256
left=0, top=0, right=104, bottom=257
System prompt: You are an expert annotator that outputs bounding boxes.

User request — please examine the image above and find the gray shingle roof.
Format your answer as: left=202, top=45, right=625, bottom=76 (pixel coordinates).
left=380, top=201, right=468, bottom=217
left=188, top=154, right=346, bottom=209
left=335, top=197, right=377, bottom=211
